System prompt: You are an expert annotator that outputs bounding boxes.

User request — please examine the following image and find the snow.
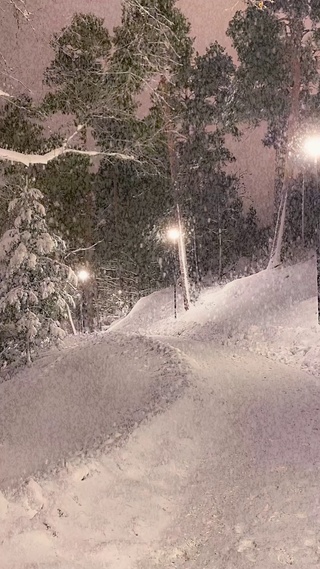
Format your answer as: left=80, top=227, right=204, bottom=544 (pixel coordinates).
left=17, top=311, right=41, bottom=339
left=0, top=186, right=77, bottom=364
left=40, top=278, right=56, bottom=299
left=2, top=257, right=320, bottom=567
left=50, top=321, right=67, bottom=339
left=36, top=233, right=56, bottom=254
left=0, top=229, right=20, bottom=261
left=27, top=252, right=37, bottom=269
left=0, top=138, right=134, bottom=167
left=9, top=242, right=28, bottom=270
left=112, top=255, right=319, bottom=375
left=4, top=288, right=22, bottom=306
left=0, top=333, right=187, bottom=488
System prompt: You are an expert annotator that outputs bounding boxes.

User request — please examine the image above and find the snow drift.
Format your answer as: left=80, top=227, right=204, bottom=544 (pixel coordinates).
left=0, top=333, right=187, bottom=489
left=113, top=257, right=319, bottom=375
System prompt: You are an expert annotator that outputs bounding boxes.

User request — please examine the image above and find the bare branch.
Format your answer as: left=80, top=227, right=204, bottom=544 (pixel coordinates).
left=65, top=241, right=103, bottom=259
left=0, top=2, right=32, bottom=96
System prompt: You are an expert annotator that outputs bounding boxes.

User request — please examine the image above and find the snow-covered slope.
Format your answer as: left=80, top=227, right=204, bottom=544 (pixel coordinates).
left=0, top=333, right=187, bottom=489
left=113, top=257, right=319, bottom=375
left=2, top=258, right=320, bottom=568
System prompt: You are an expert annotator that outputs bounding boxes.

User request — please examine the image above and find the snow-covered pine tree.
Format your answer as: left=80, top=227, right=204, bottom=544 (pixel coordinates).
left=0, top=181, right=77, bottom=367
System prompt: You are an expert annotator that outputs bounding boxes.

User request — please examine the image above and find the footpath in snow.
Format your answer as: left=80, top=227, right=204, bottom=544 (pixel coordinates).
left=0, top=333, right=187, bottom=489
left=1, top=258, right=320, bottom=568
left=112, top=256, right=319, bottom=375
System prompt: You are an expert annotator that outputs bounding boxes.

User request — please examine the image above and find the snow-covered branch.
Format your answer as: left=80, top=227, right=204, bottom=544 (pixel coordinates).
left=0, top=146, right=137, bottom=166
left=6, top=0, right=31, bottom=21
left=0, top=89, right=13, bottom=98
left=0, top=126, right=137, bottom=166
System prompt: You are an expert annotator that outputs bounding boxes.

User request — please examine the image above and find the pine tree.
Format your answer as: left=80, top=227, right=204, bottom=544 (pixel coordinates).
left=43, top=13, right=112, bottom=122
left=94, top=127, right=174, bottom=320
left=0, top=96, right=94, bottom=261
left=36, top=154, right=95, bottom=250
left=284, top=172, right=320, bottom=252
left=42, top=3, right=191, bottom=159
left=37, top=4, right=190, bottom=321
left=0, top=181, right=76, bottom=367
left=227, top=0, right=320, bottom=267
left=168, top=42, right=260, bottom=280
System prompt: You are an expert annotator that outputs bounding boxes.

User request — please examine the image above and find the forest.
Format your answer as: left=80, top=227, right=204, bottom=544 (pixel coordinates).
left=1, top=0, right=320, bottom=366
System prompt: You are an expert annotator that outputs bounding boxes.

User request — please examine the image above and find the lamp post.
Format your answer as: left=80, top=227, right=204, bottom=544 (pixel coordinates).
left=77, top=268, right=90, bottom=332
left=167, top=227, right=180, bottom=318
left=303, top=135, right=320, bottom=324
left=167, top=219, right=191, bottom=311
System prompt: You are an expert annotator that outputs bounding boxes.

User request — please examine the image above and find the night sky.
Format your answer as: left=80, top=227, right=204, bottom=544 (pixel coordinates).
left=0, top=0, right=275, bottom=224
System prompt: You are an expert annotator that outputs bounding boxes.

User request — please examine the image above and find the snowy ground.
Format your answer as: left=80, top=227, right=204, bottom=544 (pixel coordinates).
left=1, top=258, right=320, bottom=568
left=112, top=255, right=320, bottom=375
left=0, top=333, right=188, bottom=488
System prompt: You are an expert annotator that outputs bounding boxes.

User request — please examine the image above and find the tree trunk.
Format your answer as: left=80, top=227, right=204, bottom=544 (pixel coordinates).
left=217, top=199, right=223, bottom=281
left=176, top=203, right=191, bottom=310
left=314, top=159, right=320, bottom=325
left=26, top=338, right=31, bottom=366
left=301, top=171, right=305, bottom=247
left=268, top=28, right=302, bottom=270
left=66, top=302, right=77, bottom=335
left=192, top=222, right=201, bottom=285
left=269, top=188, right=288, bottom=269
left=274, top=140, right=287, bottom=213
left=82, top=187, right=97, bottom=332
left=218, top=227, right=223, bottom=281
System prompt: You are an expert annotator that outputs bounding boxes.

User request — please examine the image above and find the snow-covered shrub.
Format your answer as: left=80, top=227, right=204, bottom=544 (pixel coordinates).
left=0, top=184, right=77, bottom=367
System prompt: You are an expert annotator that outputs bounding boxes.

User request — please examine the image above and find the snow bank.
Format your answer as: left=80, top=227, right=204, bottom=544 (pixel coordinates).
left=114, top=258, right=320, bottom=376
left=109, top=287, right=186, bottom=335
left=0, top=389, right=197, bottom=569
left=0, top=333, right=187, bottom=489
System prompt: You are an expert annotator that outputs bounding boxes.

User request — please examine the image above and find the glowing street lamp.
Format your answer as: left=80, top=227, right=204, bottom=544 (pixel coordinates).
left=167, top=227, right=180, bottom=319
left=166, top=224, right=191, bottom=316
left=167, top=227, right=180, bottom=241
left=304, top=135, right=320, bottom=160
left=77, top=268, right=90, bottom=283
left=77, top=268, right=90, bottom=332
left=175, top=220, right=191, bottom=311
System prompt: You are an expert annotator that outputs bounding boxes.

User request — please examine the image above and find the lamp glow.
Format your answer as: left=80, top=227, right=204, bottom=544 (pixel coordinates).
left=167, top=227, right=180, bottom=241
left=77, top=269, right=90, bottom=282
left=304, top=135, right=320, bottom=159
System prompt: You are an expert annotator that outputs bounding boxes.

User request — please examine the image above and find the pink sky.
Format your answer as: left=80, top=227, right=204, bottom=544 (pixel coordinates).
left=0, top=0, right=274, bottom=224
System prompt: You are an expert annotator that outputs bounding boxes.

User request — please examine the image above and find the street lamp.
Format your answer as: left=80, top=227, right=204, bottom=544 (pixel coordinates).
left=167, top=227, right=180, bottom=319
left=77, top=268, right=90, bottom=283
left=303, top=135, right=320, bottom=159
left=167, top=221, right=191, bottom=312
left=303, top=135, right=320, bottom=324
left=77, top=268, right=90, bottom=331
left=167, top=227, right=180, bottom=242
